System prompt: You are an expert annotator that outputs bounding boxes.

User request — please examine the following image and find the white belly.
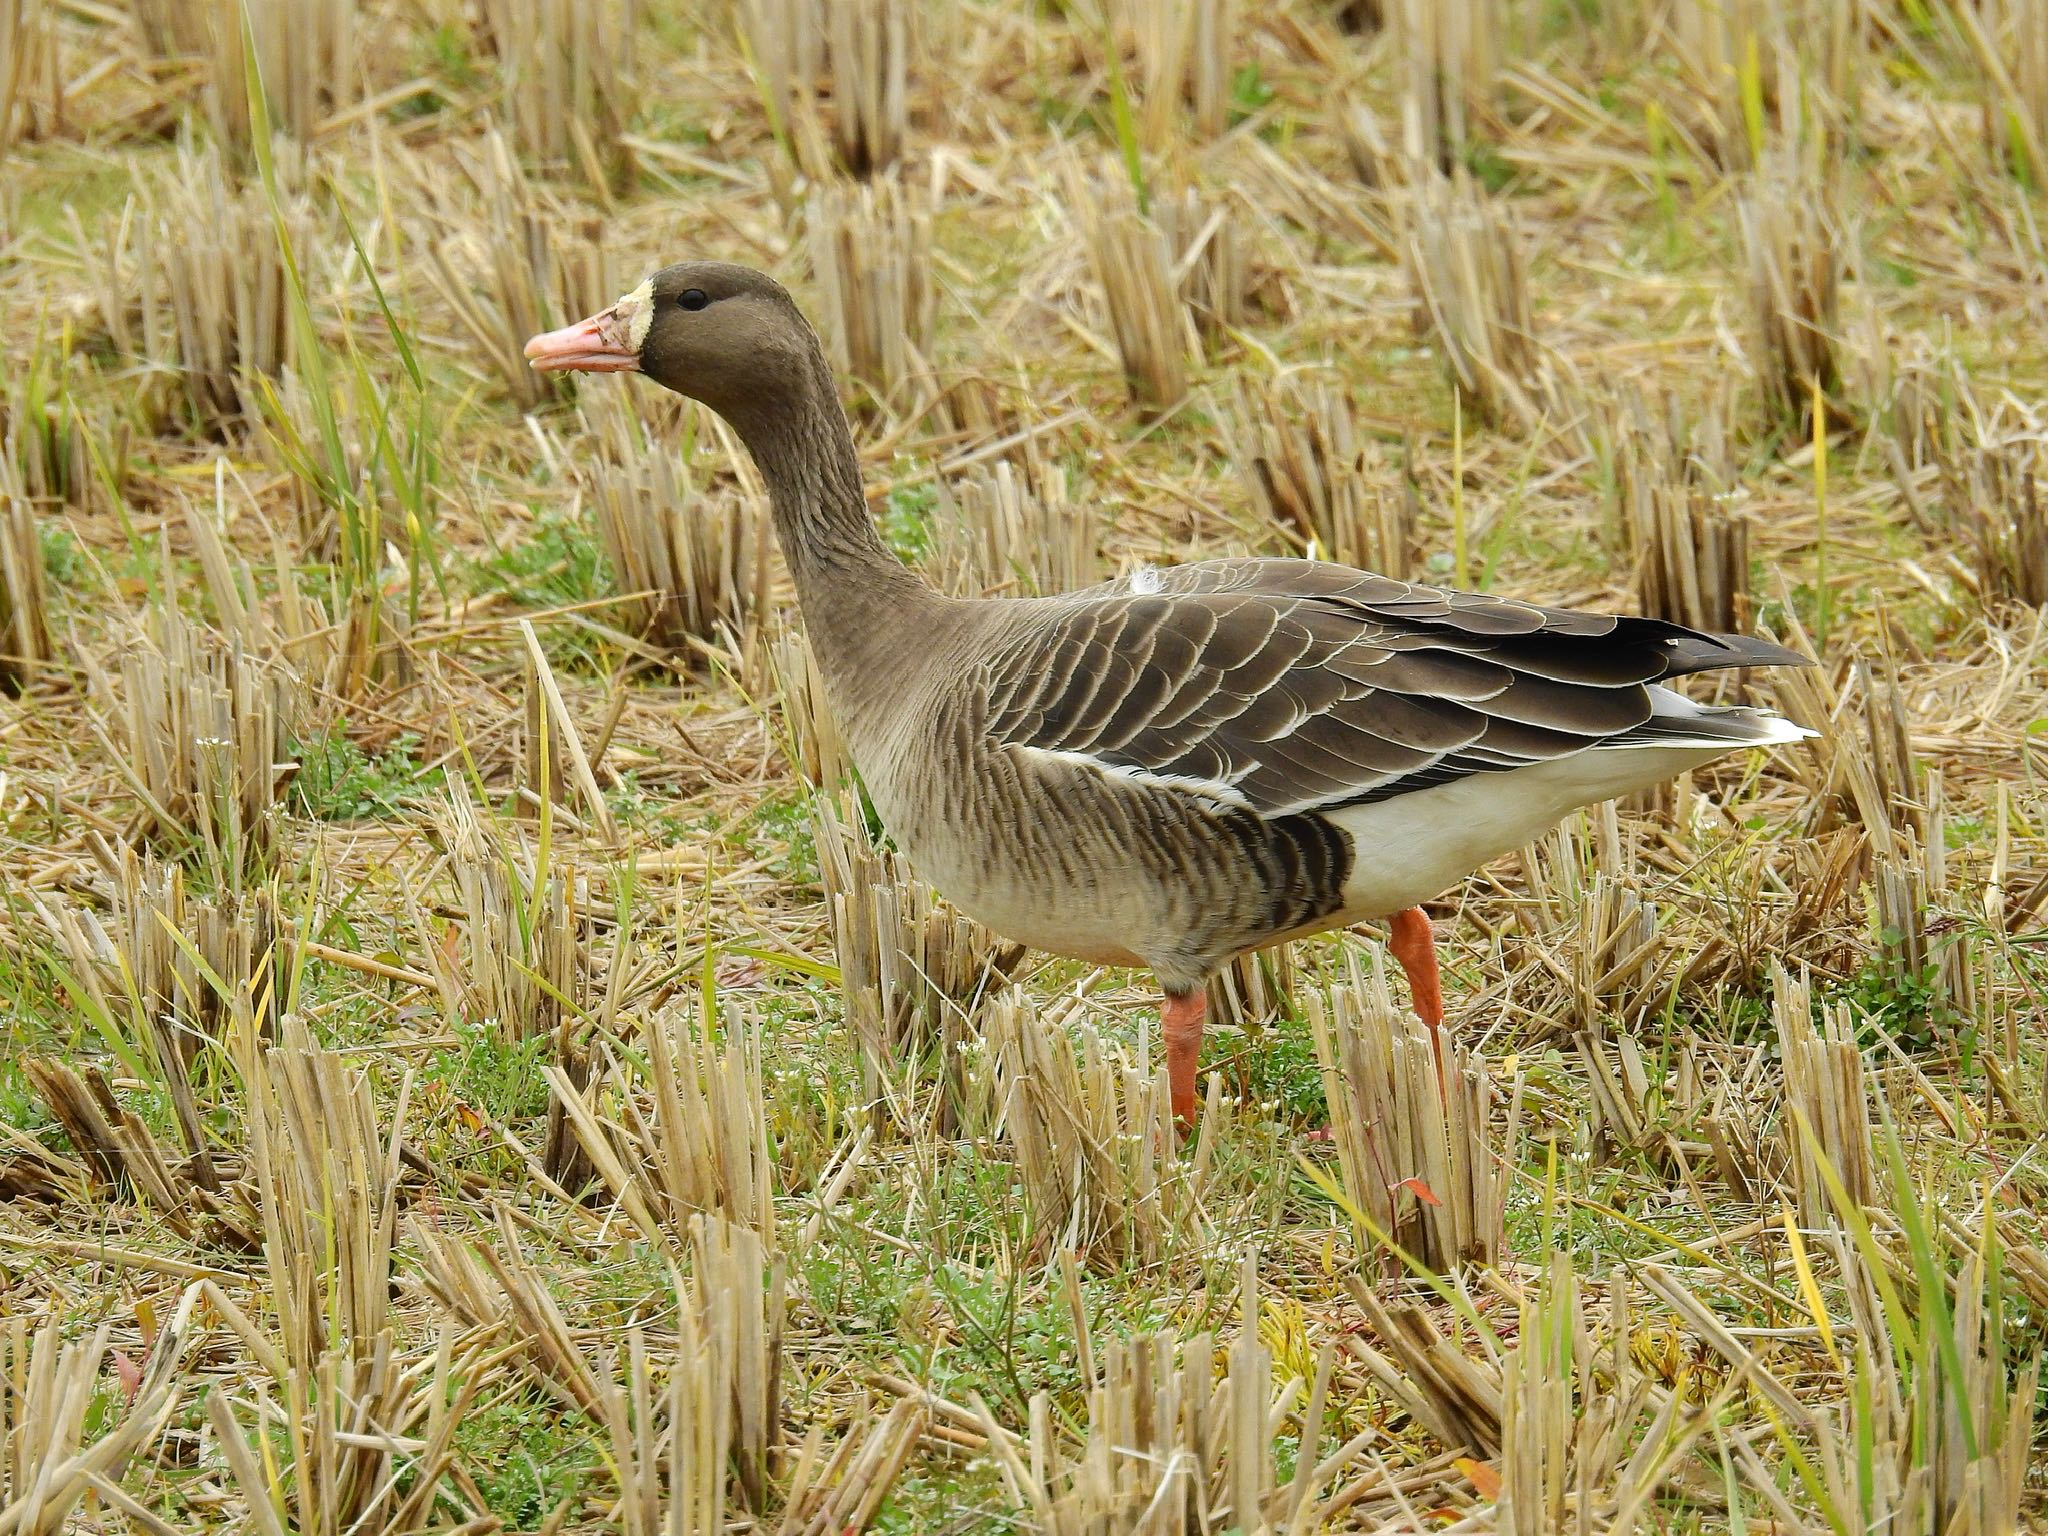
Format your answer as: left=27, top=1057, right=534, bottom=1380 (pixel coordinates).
left=1327, top=744, right=1729, bottom=917
left=905, top=839, right=1151, bottom=966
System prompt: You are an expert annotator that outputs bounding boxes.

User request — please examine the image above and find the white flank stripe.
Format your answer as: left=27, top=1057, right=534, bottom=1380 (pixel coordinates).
left=1017, top=745, right=1252, bottom=809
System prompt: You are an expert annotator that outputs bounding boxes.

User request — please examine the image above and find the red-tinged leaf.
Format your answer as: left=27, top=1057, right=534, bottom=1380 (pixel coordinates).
left=1394, top=1176, right=1443, bottom=1207
left=715, top=954, right=769, bottom=990
left=110, top=1348, right=143, bottom=1403
left=1456, top=1455, right=1502, bottom=1499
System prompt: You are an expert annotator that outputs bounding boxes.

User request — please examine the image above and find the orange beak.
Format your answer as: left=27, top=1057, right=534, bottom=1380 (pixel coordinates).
left=524, top=310, right=642, bottom=373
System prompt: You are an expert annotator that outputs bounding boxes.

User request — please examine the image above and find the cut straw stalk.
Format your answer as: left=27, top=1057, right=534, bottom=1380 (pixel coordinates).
left=1773, top=645, right=1920, bottom=857
left=1786, top=1166, right=2036, bottom=1529
left=1949, top=431, right=2048, bottom=609
left=1, top=325, right=114, bottom=514
left=32, top=835, right=277, bottom=1095
left=1233, top=375, right=1411, bottom=575
left=828, top=0, right=910, bottom=178
left=23, top=1055, right=235, bottom=1236
left=1958, top=0, right=2048, bottom=182
left=248, top=1016, right=397, bottom=1367
left=1151, top=182, right=1254, bottom=344
left=1309, top=960, right=1513, bottom=1270
left=140, top=137, right=303, bottom=429
left=83, top=599, right=298, bottom=879
left=204, top=1016, right=454, bottom=1533
left=601, top=1216, right=784, bottom=1525
left=430, top=131, right=606, bottom=411
left=773, top=626, right=853, bottom=789
left=1346, top=1256, right=1712, bottom=1518
left=1388, top=0, right=1500, bottom=171
left=0, top=495, right=52, bottom=690
left=180, top=481, right=389, bottom=707
left=1117, top=0, right=1234, bottom=146
left=736, top=0, right=826, bottom=176
left=981, top=1257, right=1378, bottom=1530
left=1664, top=0, right=1865, bottom=170
left=133, top=0, right=358, bottom=152
left=1084, top=195, right=1192, bottom=409
left=974, top=987, right=1225, bottom=1268
left=0, top=1295, right=200, bottom=1531
left=1868, top=779, right=1974, bottom=1019
left=546, top=995, right=778, bottom=1242
left=0, top=0, right=56, bottom=151
left=1738, top=147, right=1845, bottom=431
left=437, top=785, right=593, bottom=1188
left=415, top=1208, right=782, bottom=1521
left=738, top=0, right=908, bottom=178
left=1401, top=169, right=1554, bottom=431
left=1514, top=804, right=1677, bottom=1036
left=1774, top=965, right=1876, bottom=1228
left=479, top=0, right=639, bottom=185
left=926, top=459, right=1099, bottom=597
left=780, top=1398, right=929, bottom=1536
left=1076, top=169, right=1247, bottom=410
left=1343, top=1277, right=1504, bottom=1456
left=1606, top=383, right=1752, bottom=631
left=807, top=172, right=937, bottom=414
left=587, top=450, right=767, bottom=661
left=1497, top=1255, right=1710, bottom=1530
left=441, top=790, right=580, bottom=1046
left=1628, top=480, right=1753, bottom=634
left=1339, top=95, right=1401, bottom=193
left=813, top=793, right=1023, bottom=1128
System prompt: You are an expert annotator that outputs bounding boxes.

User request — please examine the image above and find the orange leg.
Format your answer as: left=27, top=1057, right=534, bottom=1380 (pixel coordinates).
left=1162, top=990, right=1208, bottom=1128
left=1388, top=906, right=1443, bottom=1028
left=1388, top=906, right=1447, bottom=1089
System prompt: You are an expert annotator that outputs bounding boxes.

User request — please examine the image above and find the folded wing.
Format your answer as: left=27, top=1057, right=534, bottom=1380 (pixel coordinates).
left=982, top=559, right=1804, bottom=817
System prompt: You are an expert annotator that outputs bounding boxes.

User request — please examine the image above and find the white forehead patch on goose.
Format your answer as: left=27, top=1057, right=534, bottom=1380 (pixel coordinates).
left=607, top=278, right=655, bottom=351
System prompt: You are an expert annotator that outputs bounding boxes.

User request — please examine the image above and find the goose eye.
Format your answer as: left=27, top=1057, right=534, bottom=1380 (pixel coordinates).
left=678, top=289, right=710, bottom=312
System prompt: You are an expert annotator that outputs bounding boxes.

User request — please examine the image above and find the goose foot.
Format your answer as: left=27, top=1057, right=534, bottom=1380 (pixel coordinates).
left=1161, top=989, right=1207, bottom=1129
left=1388, top=906, right=1447, bottom=1091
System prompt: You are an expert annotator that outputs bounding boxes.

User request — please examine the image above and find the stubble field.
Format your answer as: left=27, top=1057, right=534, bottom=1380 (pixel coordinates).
left=2, top=0, right=2048, bottom=1530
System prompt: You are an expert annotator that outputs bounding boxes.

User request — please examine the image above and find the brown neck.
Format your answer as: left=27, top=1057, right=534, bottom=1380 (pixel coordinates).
left=723, top=346, right=938, bottom=700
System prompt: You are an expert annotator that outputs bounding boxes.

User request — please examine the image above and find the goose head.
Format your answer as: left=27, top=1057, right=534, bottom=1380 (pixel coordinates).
left=523, top=261, right=818, bottom=424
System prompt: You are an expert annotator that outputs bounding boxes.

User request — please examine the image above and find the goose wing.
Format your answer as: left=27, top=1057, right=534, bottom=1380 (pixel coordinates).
left=981, top=559, right=1804, bottom=817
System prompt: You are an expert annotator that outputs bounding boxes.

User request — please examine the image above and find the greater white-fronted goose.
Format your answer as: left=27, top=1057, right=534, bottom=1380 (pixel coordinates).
left=526, top=263, right=1810, bottom=1124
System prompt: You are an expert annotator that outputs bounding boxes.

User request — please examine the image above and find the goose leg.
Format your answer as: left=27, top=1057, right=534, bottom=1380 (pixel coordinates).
left=1162, top=989, right=1207, bottom=1128
left=1388, top=906, right=1447, bottom=1086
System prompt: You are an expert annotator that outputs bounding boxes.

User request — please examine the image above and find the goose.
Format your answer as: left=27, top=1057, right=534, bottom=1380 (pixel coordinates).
left=526, top=262, right=1810, bottom=1125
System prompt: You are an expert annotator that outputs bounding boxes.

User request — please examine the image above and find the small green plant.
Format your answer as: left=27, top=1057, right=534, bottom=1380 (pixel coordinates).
left=289, top=730, right=444, bottom=821
left=37, top=522, right=85, bottom=586
left=0, top=1052, right=52, bottom=1135
left=1463, top=138, right=1516, bottom=194
left=422, top=1016, right=556, bottom=1127
left=880, top=482, right=937, bottom=565
left=454, top=1388, right=604, bottom=1526
left=603, top=771, right=698, bottom=841
left=747, top=789, right=820, bottom=886
left=1231, top=1013, right=1327, bottom=1125
left=1833, top=953, right=1951, bottom=1053
left=1229, top=62, right=1275, bottom=123
left=469, top=511, right=607, bottom=608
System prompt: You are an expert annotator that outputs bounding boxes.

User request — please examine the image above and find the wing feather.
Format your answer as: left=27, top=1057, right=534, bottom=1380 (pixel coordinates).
left=984, top=560, right=1801, bottom=816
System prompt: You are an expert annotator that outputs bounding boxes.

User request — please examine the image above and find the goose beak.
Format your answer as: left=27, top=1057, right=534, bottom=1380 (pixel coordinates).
left=524, top=311, right=642, bottom=373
